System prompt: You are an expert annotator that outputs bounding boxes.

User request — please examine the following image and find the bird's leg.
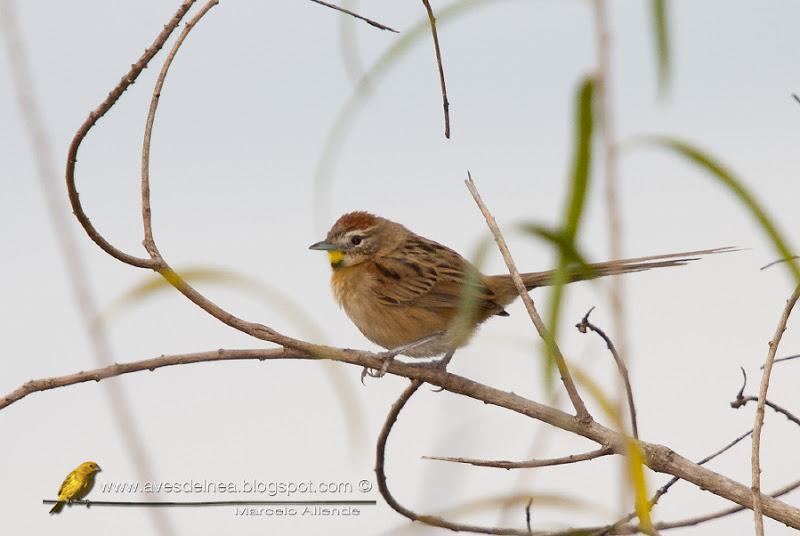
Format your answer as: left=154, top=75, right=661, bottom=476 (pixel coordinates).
left=361, top=331, right=446, bottom=382
left=427, top=350, right=455, bottom=392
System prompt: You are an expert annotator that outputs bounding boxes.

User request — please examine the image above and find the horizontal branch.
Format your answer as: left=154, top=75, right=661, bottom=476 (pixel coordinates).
left=423, top=447, right=612, bottom=470
left=5, top=345, right=800, bottom=529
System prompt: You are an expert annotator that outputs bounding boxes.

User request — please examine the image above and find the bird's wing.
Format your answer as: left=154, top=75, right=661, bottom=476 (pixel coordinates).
left=371, top=237, right=503, bottom=314
left=57, top=470, right=79, bottom=500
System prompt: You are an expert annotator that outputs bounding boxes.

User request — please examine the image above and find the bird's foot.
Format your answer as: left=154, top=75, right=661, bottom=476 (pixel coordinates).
left=360, top=332, right=447, bottom=384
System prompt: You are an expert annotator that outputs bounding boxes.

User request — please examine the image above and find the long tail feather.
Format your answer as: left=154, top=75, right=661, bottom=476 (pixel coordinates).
left=519, top=247, right=738, bottom=289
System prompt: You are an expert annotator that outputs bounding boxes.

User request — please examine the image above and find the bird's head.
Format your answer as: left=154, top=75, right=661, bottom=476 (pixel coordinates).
left=77, top=461, right=102, bottom=474
left=309, top=211, right=401, bottom=269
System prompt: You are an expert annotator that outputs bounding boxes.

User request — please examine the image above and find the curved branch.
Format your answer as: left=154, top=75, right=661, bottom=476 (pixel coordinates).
left=141, top=0, right=220, bottom=256
left=376, top=380, right=534, bottom=535
left=423, top=447, right=612, bottom=470
left=65, top=0, right=196, bottom=269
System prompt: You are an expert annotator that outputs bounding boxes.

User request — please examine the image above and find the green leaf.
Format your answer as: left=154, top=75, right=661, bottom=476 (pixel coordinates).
left=544, top=76, right=595, bottom=390
left=651, top=0, right=670, bottom=96
left=632, top=136, right=800, bottom=284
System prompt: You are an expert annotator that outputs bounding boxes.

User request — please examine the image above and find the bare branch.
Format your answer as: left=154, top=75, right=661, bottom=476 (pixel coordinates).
left=576, top=307, right=638, bottom=438
left=141, top=0, right=220, bottom=257
left=465, top=173, right=592, bottom=423
left=307, top=0, right=398, bottom=33
left=421, top=0, right=450, bottom=138
left=0, top=348, right=307, bottom=410
left=376, top=380, right=535, bottom=535
left=65, top=0, right=197, bottom=269
left=4, top=341, right=800, bottom=527
left=751, top=285, right=800, bottom=535
left=423, top=446, right=612, bottom=469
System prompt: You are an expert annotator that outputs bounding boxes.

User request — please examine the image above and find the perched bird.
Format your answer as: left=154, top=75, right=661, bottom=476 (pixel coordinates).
left=49, top=461, right=101, bottom=514
left=310, top=211, right=727, bottom=364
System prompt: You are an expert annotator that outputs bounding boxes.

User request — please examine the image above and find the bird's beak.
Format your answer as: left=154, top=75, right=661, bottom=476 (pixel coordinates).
left=309, top=241, right=338, bottom=251
left=95, top=467, right=102, bottom=472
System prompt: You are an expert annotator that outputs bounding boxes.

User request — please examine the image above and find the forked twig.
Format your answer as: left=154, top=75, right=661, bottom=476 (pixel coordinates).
left=730, top=368, right=800, bottom=427
left=466, top=173, right=592, bottom=423
left=576, top=307, right=638, bottom=438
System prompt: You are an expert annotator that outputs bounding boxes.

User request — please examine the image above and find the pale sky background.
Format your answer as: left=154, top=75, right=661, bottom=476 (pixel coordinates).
left=1, top=1, right=799, bottom=535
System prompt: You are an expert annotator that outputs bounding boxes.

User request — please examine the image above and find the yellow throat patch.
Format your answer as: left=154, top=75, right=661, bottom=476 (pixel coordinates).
left=327, top=250, right=345, bottom=268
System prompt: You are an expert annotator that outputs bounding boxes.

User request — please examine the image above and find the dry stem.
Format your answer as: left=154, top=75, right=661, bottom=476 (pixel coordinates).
left=751, top=285, right=800, bottom=535
left=465, top=173, right=591, bottom=423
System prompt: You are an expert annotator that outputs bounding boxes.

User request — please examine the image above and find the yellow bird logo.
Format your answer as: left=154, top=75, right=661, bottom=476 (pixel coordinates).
left=49, top=461, right=102, bottom=514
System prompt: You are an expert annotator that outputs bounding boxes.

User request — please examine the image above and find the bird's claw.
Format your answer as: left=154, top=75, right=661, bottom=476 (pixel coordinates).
left=360, top=351, right=397, bottom=383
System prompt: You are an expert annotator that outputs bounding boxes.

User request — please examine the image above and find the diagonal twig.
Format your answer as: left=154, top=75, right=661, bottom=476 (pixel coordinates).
left=465, top=173, right=592, bottom=423
left=576, top=307, right=638, bottom=438
left=421, top=0, right=451, bottom=138
left=751, top=285, right=800, bottom=536
left=307, top=0, right=398, bottom=33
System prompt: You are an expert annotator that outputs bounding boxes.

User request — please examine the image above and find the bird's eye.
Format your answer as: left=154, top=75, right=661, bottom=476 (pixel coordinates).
left=350, top=236, right=362, bottom=246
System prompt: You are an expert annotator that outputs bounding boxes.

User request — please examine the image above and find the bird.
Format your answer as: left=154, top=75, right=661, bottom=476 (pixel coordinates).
left=49, top=461, right=102, bottom=514
left=310, top=211, right=728, bottom=371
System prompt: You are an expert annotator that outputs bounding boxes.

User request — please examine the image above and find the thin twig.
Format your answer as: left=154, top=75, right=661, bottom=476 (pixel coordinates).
left=751, top=285, right=800, bottom=536
left=421, top=0, right=450, bottom=138
left=593, top=428, right=753, bottom=535
left=376, top=381, right=536, bottom=535
left=423, top=446, right=612, bottom=469
left=760, top=255, right=800, bottom=270
left=141, top=0, right=220, bottom=257
left=769, top=353, right=800, bottom=366
left=307, top=0, right=398, bottom=33
left=465, top=173, right=592, bottom=423
left=563, top=478, right=800, bottom=535
left=592, top=0, right=628, bottom=377
left=576, top=307, right=638, bottom=438
left=731, top=395, right=800, bottom=428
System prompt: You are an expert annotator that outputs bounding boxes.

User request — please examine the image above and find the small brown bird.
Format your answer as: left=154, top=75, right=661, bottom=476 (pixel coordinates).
left=310, top=212, right=726, bottom=363
left=49, top=461, right=101, bottom=514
